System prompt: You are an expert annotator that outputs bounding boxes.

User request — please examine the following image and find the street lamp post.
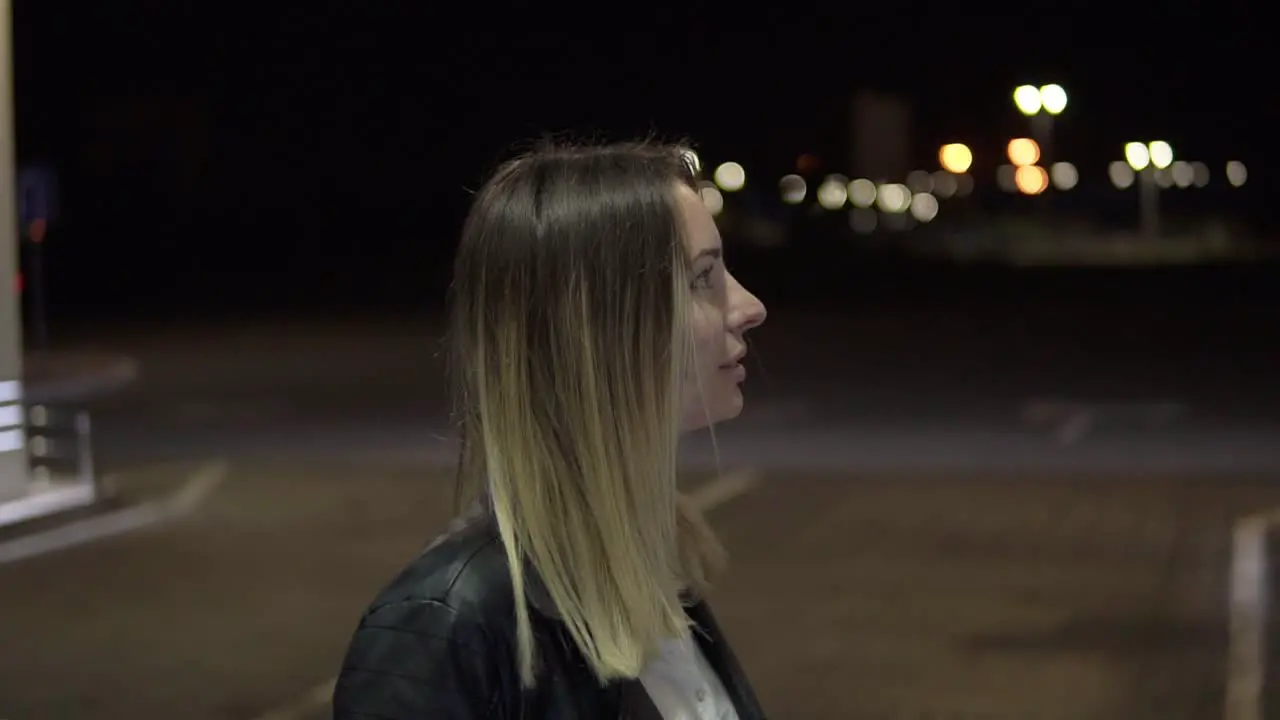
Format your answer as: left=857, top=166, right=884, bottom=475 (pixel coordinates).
left=1013, top=84, right=1068, bottom=165
left=0, top=0, right=30, bottom=503
left=1124, top=141, right=1174, bottom=241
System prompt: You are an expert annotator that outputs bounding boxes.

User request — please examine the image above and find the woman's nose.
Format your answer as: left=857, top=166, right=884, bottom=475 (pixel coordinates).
left=728, top=280, right=766, bottom=333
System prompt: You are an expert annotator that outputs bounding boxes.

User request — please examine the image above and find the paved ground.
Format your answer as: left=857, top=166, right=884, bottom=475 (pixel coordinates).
left=713, top=472, right=1260, bottom=720
left=0, top=460, right=458, bottom=719
left=39, top=305, right=1277, bottom=475
left=4, top=296, right=1278, bottom=718
left=3, top=459, right=1277, bottom=719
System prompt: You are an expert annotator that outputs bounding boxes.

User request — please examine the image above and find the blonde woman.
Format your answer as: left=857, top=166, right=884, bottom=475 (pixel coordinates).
left=333, top=140, right=768, bottom=719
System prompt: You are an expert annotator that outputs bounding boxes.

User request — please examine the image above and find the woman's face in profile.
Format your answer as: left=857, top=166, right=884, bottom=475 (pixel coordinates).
left=674, top=184, right=767, bottom=432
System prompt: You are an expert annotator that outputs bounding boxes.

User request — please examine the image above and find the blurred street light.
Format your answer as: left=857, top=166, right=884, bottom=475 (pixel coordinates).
left=906, top=170, right=934, bottom=194
left=816, top=175, right=848, bottom=210
left=1109, top=161, right=1136, bottom=189
left=909, top=193, right=939, bottom=223
left=1007, top=138, right=1041, bottom=167
left=1191, top=162, right=1211, bottom=188
left=848, top=179, right=877, bottom=208
left=1148, top=141, right=1173, bottom=169
left=1013, top=84, right=1067, bottom=213
left=1226, top=161, right=1248, bottom=187
left=1124, top=142, right=1150, bottom=171
left=1123, top=141, right=1175, bottom=241
left=1171, top=161, right=1194, bottom=189
left=1013, top=86, right=1043, bottom=116
left=938, top=143, right=973, bottom=174
left=931, top=171, right=958, bottom=198
left=778, top=174, right=806, bottom=204
left=1050, top=162, right=1078, bottom=191
left=1013, top=84, right=1069, bottom=117
left=698, top=182, right=724, bottom=216
left=1013, top=84, right=1067, bottom=169
left=874, top=184, right=911, bottom=214
left=713, top=162, right=745, bottom=192
left=1014, top=165, right=1049, bottom=195
left=1039, top=84, right=1068, bottom=115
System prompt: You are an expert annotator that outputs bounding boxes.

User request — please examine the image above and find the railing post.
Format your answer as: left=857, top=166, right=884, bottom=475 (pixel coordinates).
left=74, top=410, right=99, bottom=500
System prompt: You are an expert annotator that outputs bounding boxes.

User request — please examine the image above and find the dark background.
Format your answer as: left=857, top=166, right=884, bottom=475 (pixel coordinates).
left=12, top=3, right=1275, bottom=321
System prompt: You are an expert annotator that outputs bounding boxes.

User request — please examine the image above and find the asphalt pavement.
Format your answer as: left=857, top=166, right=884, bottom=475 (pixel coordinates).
left=65, top=301, right=1280, bottom=472
left=2, top=294, right=1279, bottom=718
left=2, top=461, right=1277, bottom=719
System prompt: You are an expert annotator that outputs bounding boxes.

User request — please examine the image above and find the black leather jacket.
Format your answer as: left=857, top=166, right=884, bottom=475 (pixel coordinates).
left=332, top=514, right=766, bottom=719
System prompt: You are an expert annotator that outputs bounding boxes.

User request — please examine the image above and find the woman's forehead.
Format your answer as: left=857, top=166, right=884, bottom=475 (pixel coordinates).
left=674, top=185, right=722, bottom=255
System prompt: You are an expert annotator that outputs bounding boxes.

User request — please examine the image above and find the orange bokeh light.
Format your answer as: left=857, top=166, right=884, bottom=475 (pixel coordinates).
left=1007, top=138, right=1041, bottom=167
left=1015, top=165, right=1049, bottom=195
left=938, top=143, right=973, bottom=174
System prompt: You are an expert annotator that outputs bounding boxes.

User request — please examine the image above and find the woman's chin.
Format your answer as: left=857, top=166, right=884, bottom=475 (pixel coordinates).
left=680, top=395, right=745, bottom=433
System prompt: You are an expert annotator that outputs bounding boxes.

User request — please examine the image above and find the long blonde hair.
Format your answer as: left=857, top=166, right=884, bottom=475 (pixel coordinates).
left=448, top=139, right=724, bottom=686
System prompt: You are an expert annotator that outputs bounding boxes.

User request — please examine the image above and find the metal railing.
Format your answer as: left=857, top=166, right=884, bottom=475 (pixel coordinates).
left=24, top=402, right=102, bottom=498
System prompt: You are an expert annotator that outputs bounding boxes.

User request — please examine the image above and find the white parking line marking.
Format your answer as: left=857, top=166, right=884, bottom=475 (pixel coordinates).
left=0, top=460, right=230, bottom=565
left=1225, top=514, right=1271, bottom=720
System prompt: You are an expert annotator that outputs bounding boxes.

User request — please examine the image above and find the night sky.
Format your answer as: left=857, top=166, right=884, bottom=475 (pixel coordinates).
left=12, top=2, right=1270, bottom=320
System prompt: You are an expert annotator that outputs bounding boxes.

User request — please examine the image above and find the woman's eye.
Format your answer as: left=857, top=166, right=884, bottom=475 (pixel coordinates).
left=691, top=267, right=714, bottom=289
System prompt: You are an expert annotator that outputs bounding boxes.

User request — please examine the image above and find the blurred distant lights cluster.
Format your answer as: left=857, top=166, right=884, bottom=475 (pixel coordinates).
left=691, top=149, right=968, bottom=232
left=1104, top=142, right=1247, bottom=190
left=685, top=141, right=1248, bottom=226
left=1013, top=84, right=1068, bottom=117
left=989, top=138, right=1066, bottom=195
left=786, top=172, right=956, bottom=231
left=689, top=155, right=743, bottom=216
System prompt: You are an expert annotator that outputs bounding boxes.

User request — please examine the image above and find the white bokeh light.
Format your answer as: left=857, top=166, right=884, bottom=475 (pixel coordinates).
left=816, top=176, right=849, bottom=210
left=1226, top=161, right=1248, bottom=187
left=699, top=183, right=724, bottom=216
left=909, top=193, right=939, bottom=222
left=874, top=184, right=911, bottom=214
left=779, top=174, right=807, bottom=204
left=1171, top=161, right=1194, bottom=189
left=1050, top=162, right=1078, bottom=190
left=1191, top=162, right=1210, bottom=188
left=1039, top=84, right=1068, bottom=115
left=931, top=171, right=958, bottom=199
left=848, top=178, right=877, bottom=208
left=906, top=170, right=934, bottom=193
left=713, top=162, right=745, bottom=192
left=1148, top=141, right=1173, bottom=170
left=1109, top=161, right=1135, bottom=189
left=1013, top=85, right=1042, bottom=116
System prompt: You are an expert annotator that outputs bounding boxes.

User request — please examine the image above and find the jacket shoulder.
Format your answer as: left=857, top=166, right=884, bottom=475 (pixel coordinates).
left=373, top=518, right=517, bottom=619
left=333, top=519, right=520, bottom=719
